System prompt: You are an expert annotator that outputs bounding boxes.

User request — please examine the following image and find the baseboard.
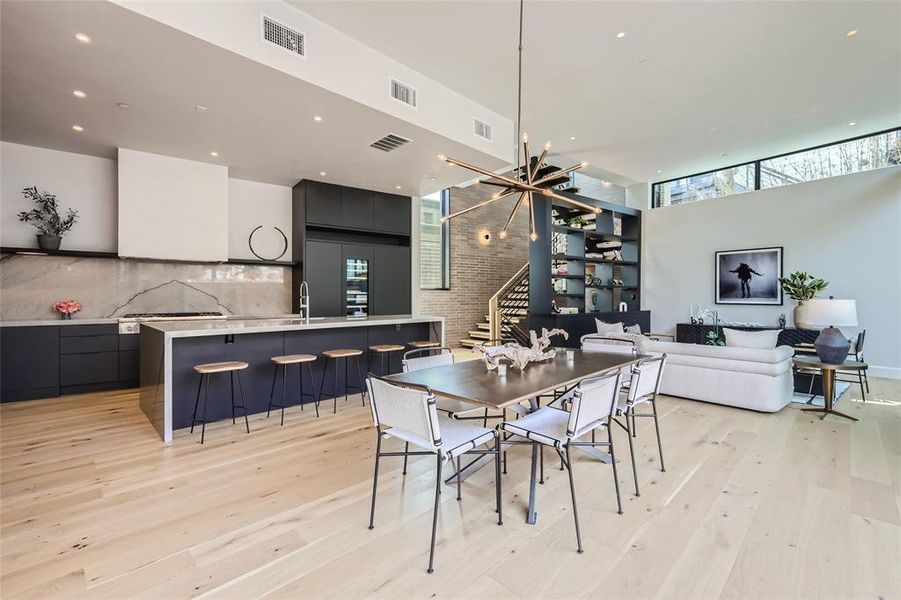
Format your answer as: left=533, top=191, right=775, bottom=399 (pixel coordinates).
left=869, top=365, right=900, bottom=379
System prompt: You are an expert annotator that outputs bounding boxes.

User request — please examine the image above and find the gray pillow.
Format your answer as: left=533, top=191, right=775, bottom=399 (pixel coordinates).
left=595, top=319, right=625, bottom=336
left=624, top=323, right=642, bottom=335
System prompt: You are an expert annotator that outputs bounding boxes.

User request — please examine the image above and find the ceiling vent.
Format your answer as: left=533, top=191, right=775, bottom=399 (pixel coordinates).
left=262, top=15, right=305, bottom=57
left=473, top=118, right=493, bottom=141
left=370, top=133, right=411, bottom=152
left=390, top=78, right=418, bottom=108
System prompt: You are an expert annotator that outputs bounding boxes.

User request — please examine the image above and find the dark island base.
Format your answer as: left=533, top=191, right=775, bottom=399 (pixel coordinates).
left=170, top=323, right=430, bottom=429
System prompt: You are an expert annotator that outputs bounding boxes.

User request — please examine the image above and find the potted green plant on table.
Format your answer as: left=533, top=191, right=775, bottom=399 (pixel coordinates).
left=778, top=271, right=828, bottom=329
left=16, top=187, right=79, bottom=251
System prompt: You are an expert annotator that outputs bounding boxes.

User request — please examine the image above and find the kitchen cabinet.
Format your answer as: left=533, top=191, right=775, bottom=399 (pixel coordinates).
left=372, top=192, right=411, bottom=235
left=0, top=325, right=59, bottom=402
left=372, top=246, right=411, bottom=315
left=305, top=181, right=343, bottom=228
left=305, top=240, right=344, bottom=317
left=341, top=187, right=375, bottom=231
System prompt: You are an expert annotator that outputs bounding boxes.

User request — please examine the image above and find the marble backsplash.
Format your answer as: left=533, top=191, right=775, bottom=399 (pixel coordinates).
left=0, top=254, right=291, bottom=320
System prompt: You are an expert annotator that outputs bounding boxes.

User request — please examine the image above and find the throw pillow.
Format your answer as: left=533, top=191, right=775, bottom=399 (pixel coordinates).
left=595, top=319, right=625, bottom=336
left=624, top=323, right=642, bottom=335
left=723, top=328, right=780, bottom=350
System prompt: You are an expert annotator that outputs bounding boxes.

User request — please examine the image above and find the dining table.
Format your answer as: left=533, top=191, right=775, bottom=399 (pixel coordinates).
left=387, top=348, right=647, bottom=524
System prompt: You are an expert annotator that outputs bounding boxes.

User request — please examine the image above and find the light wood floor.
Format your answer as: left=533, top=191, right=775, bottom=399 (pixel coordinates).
left=1, top=373, right=899, bottom=599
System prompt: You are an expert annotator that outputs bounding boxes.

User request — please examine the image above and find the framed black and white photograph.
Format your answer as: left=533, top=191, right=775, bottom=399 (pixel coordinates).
left=715, top=247, right=783, bottom=305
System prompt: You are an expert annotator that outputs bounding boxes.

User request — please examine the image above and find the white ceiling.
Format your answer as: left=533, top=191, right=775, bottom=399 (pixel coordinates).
left=295, top=0, right=901, bottom=184
left=0, top=0, right=507, bottom=194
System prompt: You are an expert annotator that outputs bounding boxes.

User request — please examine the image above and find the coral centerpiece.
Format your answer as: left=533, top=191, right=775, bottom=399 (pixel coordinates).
left=476, top=328, right=569, bottom=371
left=53, top=299, right=83, bottom=320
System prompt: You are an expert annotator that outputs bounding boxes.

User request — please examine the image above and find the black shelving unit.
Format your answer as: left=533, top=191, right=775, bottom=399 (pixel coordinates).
left=0, top=246, right=119, bottom=260
left=536, top=192, right=642, bottom=315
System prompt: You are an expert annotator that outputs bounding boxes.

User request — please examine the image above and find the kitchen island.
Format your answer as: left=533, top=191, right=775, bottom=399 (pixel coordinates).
left=139, top=315, right=444, bottom=442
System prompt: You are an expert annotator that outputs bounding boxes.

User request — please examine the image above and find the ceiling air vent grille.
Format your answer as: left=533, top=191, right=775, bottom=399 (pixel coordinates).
left=370, top=133, right=411, bottom=152
left=390, top=78, right=418, bottom=108
left=474, top=118, right=493, bottom=141
left=262, top=15, right=305, bottom=57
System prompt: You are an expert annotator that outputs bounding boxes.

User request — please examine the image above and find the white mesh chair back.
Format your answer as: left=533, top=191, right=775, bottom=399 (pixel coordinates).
left=367, top=376, right=442, bottom=450
left=581, top=335, right=637, bottom=356
left=566, top=370, right=622, bottom=439
left=627, top=355, right=666, bottom=404
left=402, top=349, right=455, bottom=372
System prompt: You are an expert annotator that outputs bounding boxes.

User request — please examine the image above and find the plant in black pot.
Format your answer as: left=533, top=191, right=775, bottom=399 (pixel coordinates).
left=16, top=186, right=79, bottom=251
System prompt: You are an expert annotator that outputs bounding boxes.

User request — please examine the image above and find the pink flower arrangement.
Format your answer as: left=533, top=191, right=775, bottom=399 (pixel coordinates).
left=52, top=299, right=82, bottom=315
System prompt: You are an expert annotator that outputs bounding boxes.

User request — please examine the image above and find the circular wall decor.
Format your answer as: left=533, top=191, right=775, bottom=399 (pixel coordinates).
left=247, top=226, right=288, bottom=261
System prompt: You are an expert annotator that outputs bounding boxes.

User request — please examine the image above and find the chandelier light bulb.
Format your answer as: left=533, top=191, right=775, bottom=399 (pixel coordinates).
left=544, top=141, right=551, bottom=150
left=580, top=161, right=590, bottom=168
left=499, top=230, right=508, bottom=239
left=530, top=232, right=538, bottom=241
left=437, top=154, right=447, bottom=162
left=440, top=216, right=448, bottom=224
left=522, top=132, right=529, bottom=142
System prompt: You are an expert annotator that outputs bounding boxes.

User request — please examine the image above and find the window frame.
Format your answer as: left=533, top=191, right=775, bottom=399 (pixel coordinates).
left=652, top=126, right=901, bottom=208
left=419, top=189, right=451, bottom=290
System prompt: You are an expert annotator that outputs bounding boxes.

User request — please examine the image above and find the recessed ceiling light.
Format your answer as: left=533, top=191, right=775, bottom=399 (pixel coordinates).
left=395, top=185, right=402, bottom=190
left=313, top=115, right=323, bottom=122
left=616, top=31, right=626, bottom=39
left=74, top=33, right=91, bottom=44
left=601, top=180, right=611, bottom=186
left=570, top=136, right=576, bottom=140
left=848, top=121, right=857, bottom=126
left=428, top=176, right=437, bottom=181
left=319, top=171, right=327, bottom=177
left=117, top=102, right=130, bottom=110
left=637, top=59, right=649, bottom=67
left=210, top=151, right=219, bottom=157
left=846, top=29, right=858, bottom=37
left=657, top=169, right=663, bottom=174
left=721, top=153, right=729, bottom=158
left=72, top=89, right=86, bottom=99
left=72, top=124, right=84, bottom=132
left=195, top=105, right=207, bottom=112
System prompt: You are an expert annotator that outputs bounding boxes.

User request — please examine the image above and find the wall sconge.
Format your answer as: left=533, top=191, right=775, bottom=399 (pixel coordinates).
left=478, top=230, right=492, bottom=245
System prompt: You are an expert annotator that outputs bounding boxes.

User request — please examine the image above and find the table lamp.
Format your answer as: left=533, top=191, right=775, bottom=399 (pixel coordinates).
left=803, top=298, right=858, bottom=364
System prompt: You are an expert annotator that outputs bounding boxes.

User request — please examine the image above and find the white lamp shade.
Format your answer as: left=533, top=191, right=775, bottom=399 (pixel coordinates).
left=804, top=298, right=858, bottom=327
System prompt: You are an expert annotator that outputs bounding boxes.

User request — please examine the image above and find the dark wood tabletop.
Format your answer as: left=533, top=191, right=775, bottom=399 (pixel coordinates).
left=792, top=356, right=868, bottom=371
left=387, top=349, right=647, bottom=409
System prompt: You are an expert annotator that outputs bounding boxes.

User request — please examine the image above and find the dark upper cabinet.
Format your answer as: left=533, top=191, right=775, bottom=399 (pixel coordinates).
left=371, top=246, right=411, bottom=315
left=305, top=181, right=343, bottom=227
left=0, top=326, right=60, bottom=401
left=305, top=240, right=344, bottom=317
left=372, top=192, right=411, bottom=235
left=341, top=187, right=374, bottom=231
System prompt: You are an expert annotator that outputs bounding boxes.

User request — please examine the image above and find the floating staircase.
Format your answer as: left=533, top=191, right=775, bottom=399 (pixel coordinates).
left=459, top=264, right=530, bottom=348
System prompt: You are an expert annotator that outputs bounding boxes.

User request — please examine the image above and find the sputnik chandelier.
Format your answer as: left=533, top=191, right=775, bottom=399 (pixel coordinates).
left=437, top=0, right=601, bottom=241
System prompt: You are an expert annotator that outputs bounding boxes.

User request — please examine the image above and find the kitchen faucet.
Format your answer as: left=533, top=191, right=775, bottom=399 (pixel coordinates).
left=298, top=280, right=310, bottom=323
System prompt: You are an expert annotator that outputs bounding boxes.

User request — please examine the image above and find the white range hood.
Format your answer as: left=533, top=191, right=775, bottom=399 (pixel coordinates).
left=117, top=148, right=229, bottom=262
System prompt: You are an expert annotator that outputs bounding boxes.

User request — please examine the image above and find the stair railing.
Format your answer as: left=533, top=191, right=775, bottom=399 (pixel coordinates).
left=489, top=263, right=529, bottom=342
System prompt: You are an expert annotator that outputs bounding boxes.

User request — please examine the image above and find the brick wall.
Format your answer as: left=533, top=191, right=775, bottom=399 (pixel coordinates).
left=417, top=185, right=530, bottom=346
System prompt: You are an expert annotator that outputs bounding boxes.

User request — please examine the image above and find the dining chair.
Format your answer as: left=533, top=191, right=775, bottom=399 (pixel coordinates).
left=365, top=373, right=502, bottom=574
left=500, top=369, right=624, bottom=553
left=611, top=355, right=667, bottom=497
left=803, top=329, right=869, bottom=402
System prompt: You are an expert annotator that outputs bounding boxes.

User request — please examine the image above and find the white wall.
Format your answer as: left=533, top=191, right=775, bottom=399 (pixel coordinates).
left=118, top=148, right=229, bottom=262
left=0, top=141, right=117, bottom=252
left=228, top=178, right=293, bottom=261
left=643, top=166, right=901, bottom=378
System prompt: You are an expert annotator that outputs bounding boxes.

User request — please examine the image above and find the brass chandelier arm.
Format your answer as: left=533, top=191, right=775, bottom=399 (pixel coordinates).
left=442, top=193, right=509, bottom=222
left=500, top=191, right=528, bottom=235
left=477, top=179, right=518, bottom=189
left=543, top=190, right=603, bottom=214
left=522, top=140, right=532, bottom=182
left=528, top=191, right=537, bottom=240
left=441, top=156, right=528, bottom=189
left=532, top=162, right=587, bottom=186
left=533, top=146, right=550, bottom=178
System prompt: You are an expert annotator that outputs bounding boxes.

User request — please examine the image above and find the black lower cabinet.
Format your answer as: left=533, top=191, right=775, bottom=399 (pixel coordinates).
left=0, top=326, right=60, bottom=402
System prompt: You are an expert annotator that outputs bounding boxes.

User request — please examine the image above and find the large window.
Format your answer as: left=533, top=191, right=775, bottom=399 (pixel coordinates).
left=653, top=128, right=901, bottom=208
left=419, top=189, right=450, bottom=290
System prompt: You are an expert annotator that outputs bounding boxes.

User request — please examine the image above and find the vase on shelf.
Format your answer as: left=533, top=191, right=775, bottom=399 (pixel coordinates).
left=37, top=234, right=61, bottom=251
left=60, top=313, right=73, bottom=320
left=793, top=301, right=812, bottom=330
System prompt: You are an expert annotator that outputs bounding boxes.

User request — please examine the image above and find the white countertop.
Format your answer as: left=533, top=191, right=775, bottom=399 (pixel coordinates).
left=143, top=315, right=444, bottom=338
left=0, top=318, right=119, bottom=327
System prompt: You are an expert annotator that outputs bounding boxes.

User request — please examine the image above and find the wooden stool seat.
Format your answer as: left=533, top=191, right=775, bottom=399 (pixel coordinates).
left=271, top=354, right=317, bottom=365
left=409, top=340, right=440, bottom=349
left=193, top=361, right=249, bottom=374
left=323, top=348, right=363, bottom=358
left=369, top=344, right=405, bottom=353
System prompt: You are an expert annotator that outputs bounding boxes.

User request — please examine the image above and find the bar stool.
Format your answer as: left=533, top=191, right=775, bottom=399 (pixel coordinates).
left=408, top=340, right=440, bottom=357
left=191, top=361, right=251, bottom=444
left=318, top=348, right=366, bottom=414
left=267, top=354, right=319, bottom=425
left=368, top=344, right=405, bottom=376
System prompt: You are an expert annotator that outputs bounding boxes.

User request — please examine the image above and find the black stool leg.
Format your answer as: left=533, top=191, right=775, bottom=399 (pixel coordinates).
left=237, top=371, right=251, bottom=434
left=317, top=357, right=328, bottom=411
left=344, top=357, right=350, bottom=402
left=230, top=370, right=237, bottom=424
left=200, top=373, right=211, bottom=444
left=267, top=364, right=278, bottom=418
left=298, top=363, right=304, bottom=412
left=191, top=374, right=204, bottom=434
left=355, top=356, right=366, bottom=406
left=280, top=363, right=287, bottom=426
left=308, top=362, right=320, bottom=418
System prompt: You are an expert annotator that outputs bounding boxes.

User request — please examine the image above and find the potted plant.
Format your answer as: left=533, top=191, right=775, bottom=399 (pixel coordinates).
left=52, top=299, right=83, bottom=320
left=778, top=271, right=828, bottom=329
left=16, top=186, right=79, bottom=251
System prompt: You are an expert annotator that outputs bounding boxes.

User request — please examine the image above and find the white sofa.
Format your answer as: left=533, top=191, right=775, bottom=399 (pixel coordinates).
left=642, top=341, right=795, bottom=412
